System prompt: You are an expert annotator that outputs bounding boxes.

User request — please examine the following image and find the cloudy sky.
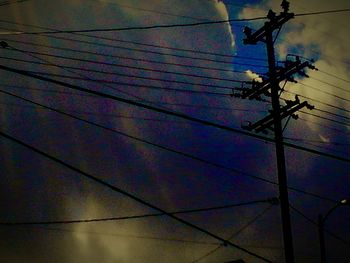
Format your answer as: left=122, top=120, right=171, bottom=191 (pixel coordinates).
left=0, top=0, right=349, bottom=262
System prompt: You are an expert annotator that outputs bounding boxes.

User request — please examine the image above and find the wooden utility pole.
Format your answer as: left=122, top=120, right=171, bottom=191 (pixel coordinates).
left=234, top=1, right=316, bottom=262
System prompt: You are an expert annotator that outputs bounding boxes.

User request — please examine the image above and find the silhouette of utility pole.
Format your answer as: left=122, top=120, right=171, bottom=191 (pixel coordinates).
left=233, top=1, right=316, bottom=262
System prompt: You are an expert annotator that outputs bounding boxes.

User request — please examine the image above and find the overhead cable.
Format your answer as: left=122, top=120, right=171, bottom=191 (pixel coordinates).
left=0, top=129, right=273, bottom=263
left=0, top=198, right=276, bottom=225
left=0, top=88, right=337, bottom=203
left=1, top=63, right=350, bottom=166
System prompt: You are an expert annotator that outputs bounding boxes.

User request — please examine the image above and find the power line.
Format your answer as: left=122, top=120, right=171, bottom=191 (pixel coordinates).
left=284, top=89, right=350, bottom=115
left=281, top=93, right=350, bottom=128
left=310, top=76, right=350, bottom=95
left=292, top=141, right=350, bottom=158
left=0, top=19, right=268, bottom=63
left=2, top=89, right=348, bottom=148
left=300, top=111, right=350, bottom=129
left=289, top=204, right=350, bottom=247
left=294, top=8, right=350, bottom=17
left=314, top=108, right=350, bottom=122
left=284, top=137, right=350, bottom=147
left=16, top=70, right=232, bottom=97
left=192, top=204, right=275, bottom=263
left=0, top=54, right=247, bottom=92
left=298, top=117, right=350, bottom=137
left=4, top=48, right=249, bottom=83
left=298, top=82, right=350, bottom=104
left=0, top=198, right=276, bottom=225
left=0, top=85, right=253, bottom=112
left=0, top=88, right=337, bottom=203
left=0, top=36, right=267, bottom=69
left=318, top=69, right=350, bottom=84
left=3, top=39, right=265, bottom=74
left=21, top=225, right=282, bottom=249
left=0, top=100, right=265, bottom=118
left=0, top=10, right=349, bottom=35
left=1, top=63, right=350, bottom=166
left=0, top=16, right=267, bottom=36
left=0, top=130, right=273, bottom=263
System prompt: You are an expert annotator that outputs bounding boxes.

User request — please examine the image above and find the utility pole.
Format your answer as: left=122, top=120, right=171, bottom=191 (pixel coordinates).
left=233, top=1, right=316, bottom=262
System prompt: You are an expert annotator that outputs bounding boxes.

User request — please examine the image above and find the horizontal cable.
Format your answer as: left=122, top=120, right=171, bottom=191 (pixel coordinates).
left=298, top=117, right=350, bottom=136
left=1, top=63, right=350, bottom=166
left=0, top=19, right=268, bottom=63
left=192, top=204, right=275, bottom=262
left=0, top=129, right=273, bottom=262
left=1, top=37, right=267, bottom=70
left=17, top=70, right=232, bottom=96
left=300, top=111, right=350, bottom=128
left=298, top=82, right=350, bottom=104
left=290, top=203, right=350, bottom=247
left=0, top=16, right=267, bottom=35
left=310, top=76, right=350, bottom=95
left=0, top=198, right=276, bottom=225
left=3, top=96, right=347, bottom=147
left=0, top=85, right=253, bottom=111
left=314, top=108, right=350, bottom=122
left=0, top=88, right=339, bottom=203
left=0, top=54, right=245, bottom=91
left=294, top=8, right=350, bottom=17
left=3, top=47, right=248, bottom=83
left=2, top=9, right=350, bottom=35
left=284, top=89, right=350, bottom=115
left=318, top=69, right=350, bottom=84
left=285, top=137, right=350, bottom=147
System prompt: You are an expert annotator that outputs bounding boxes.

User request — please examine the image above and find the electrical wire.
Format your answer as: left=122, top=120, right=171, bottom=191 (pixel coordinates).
left=1, top=38, right=264, bottom=74
left=314, top=108, right=350, bottom=122
left=3, top=48, right=249, bottom=83
left=298, top=117, right=350, bottom=137
left=0, top=85, right=254, bottom=112
left=0, top=35, right=267, bottom=69
left=192, top=204, right=275, bottom=263
left=2, top=94, right=347, bottom=148
left=299, top=111, right=350, bottom=128
left=284, top=137, right=350, bottom=147
left=0, top=130, right=273, bottom=263
left=19, top=225, right=283, bottom=249
left=0, top=55, right=246, bottom=92
left=0, top=16, right=268, bottom=36
left=0, top=19, right=268, bottom=63
left=0, top=10, right=348, bottom=35
left=310, top=76, right=350, bottom=95
left=284, top=89, right=350, bottom=115
left=8, top=43, right=350, bottom=123
left=1, top=63, right=350, bottom=167
left=0, top=198, right=275, bottom=225
left=290, top=204, right=350, bottom=247
left=294, top=9, right=350, bottom=17
left=14, top=70, right=232, bottom=96
left=318, top=69, right=350, bottom=84
left=0, top=88, right=338, bottom=203
left=298, top=82, right=350, bottom=104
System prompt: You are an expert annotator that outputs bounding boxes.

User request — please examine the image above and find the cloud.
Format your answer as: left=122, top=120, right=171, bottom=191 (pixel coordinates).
left=245, top=70, right=263, bottom=82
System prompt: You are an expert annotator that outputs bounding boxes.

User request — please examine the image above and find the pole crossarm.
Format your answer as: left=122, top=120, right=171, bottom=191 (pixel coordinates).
left=233, top=59, right=315, bottom=101
left=243, top=97, right=314, bottom=133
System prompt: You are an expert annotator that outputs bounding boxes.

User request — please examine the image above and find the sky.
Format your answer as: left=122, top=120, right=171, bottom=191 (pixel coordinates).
left=0, top=0, right=349, bottom=262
